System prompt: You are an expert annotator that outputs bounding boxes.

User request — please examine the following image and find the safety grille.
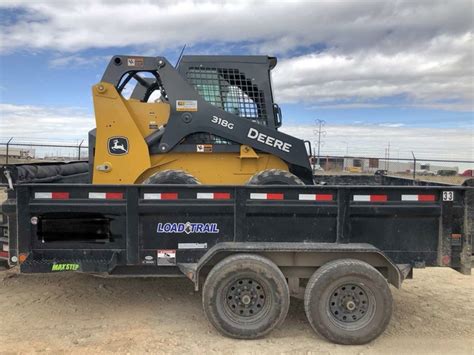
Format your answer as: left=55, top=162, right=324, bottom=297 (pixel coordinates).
left=186, top=67, right=267, bottom=126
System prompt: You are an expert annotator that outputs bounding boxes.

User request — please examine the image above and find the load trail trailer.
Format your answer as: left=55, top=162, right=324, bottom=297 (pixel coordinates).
left=0, top=183, right=472, bottom=344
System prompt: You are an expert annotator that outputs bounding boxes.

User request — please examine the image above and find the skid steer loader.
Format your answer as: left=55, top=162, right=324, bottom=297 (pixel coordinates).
left=89, top=55, right=314, bottom=185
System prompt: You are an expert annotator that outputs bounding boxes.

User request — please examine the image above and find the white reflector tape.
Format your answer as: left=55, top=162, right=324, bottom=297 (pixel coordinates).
left=143, top=193, right=178, bottom=200
left=89, top=192, right=106, bottom=199
left=298, top=194, right=333, bottom=201
left=88, top=192, right=124, bottom=200
left=353, top=195, right=387, bottom=202
left=2, top=244, right=8, bottom=252
left=250, top=193, right=284, bottom=200
left=353, top=195, right=370, bottom=202
left=197, top=192, right=231, bottom=200
left=144, top=193, right=161, bottom=200
left=35, top=192, right=52, bottom=199
left=401, top=194, right=435, bottom=202
left=197, top=193, right=214, bottom=199
left=34, top=192, right=70, bottom=199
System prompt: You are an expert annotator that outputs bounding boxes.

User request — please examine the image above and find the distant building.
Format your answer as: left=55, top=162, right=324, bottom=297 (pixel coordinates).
left=0, top=147, right=35, bottom=160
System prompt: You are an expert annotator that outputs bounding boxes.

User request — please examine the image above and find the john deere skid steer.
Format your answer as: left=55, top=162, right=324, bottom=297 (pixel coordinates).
left=88, top=55, right=313, bottom=185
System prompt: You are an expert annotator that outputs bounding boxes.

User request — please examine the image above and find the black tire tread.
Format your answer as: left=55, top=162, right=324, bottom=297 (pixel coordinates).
left=142, top=169, right=200, bottom=184
left=304, top=259, right=392, bottom=345
left=202, top=253, right=290, bottom=339
left=247, top=169, right=305, bottom=185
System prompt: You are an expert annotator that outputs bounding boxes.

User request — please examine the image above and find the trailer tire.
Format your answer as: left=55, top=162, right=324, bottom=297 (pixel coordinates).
left=202, top=254, right=290, bottom=339
left=247, top=169, right=305, bottom=185
left=142, top=170, right=200, bottom=184
left=304, top=259, right=392, bottom=345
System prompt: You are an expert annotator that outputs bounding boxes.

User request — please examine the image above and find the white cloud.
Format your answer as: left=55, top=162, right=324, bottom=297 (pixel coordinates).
left=0, top=0, right=472, bottom=111
left=0, top=103, right=93, bottom=140
left=1, top=103, right=471, bottom=165
left=48, top=54, right=111, bottom=68
left=282, top=124, right=474, bottom=163
left=272, top=32, right=473, bottom=110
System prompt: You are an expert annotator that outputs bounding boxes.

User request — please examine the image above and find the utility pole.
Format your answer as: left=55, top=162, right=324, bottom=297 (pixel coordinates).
left=314, top=119, right=326, bottom=167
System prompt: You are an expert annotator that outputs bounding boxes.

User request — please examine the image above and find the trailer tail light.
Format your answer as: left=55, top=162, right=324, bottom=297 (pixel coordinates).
left=143, top=193, right=178, bottom=200
left=299, top=194, right=333, bottom=201
left=197, top=192, right=231, bottom=200
left=250, top=193, right=284, bottom=200
left=401, top=194, right=436, bottom=202
left=88, top=192, right=124, bottom=200
left=18, top=253, right=28, bottom=264
left=353, top=195, right=388, bottom=202
left=34, top=192, right=70, bottom=200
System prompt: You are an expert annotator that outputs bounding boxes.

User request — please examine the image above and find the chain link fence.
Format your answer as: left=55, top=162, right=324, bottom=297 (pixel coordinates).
left=0, top=138, right=88, bottom=164
left=0, top=137, right=472, bottom=185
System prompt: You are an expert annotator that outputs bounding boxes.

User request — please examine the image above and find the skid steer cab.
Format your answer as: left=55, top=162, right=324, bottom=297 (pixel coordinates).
left=89, top=55, right=314, bottom=185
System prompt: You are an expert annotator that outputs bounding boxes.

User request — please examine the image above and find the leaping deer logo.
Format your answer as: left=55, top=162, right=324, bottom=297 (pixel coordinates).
left=108, top=137, right=129, bottom=155
left=111, top=139, right=127, bottom=152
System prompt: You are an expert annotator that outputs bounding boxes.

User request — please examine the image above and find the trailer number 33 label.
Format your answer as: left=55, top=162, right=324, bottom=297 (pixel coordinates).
left=442, top=191, right=454, bottom=201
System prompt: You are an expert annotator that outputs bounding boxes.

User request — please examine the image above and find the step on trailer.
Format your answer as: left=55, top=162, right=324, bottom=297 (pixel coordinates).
left=0, top=182, right=472, bottom=345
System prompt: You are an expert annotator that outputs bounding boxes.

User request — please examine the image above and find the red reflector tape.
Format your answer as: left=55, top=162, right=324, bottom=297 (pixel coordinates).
left=161, top=193, right=178, bottom=200
left=299, top=194, right=333, bottom=201
left=197, top=192, right=231, bottom=200
left=143, top=193, right=178, bottom=200
left=353, top=195, right=388, bottom=202
left=0, top=250, right=8, bottom=259
left=89, top=192, right=123, bottom=200
left=418, top=194, right=436, bottom=202
left=250, top=193, right=284, bottom=200
left=34, top=192, right=69, bottom=199
left=106, top=192, right=123, bottom=199
left=52, top=192, right=70, bottom=199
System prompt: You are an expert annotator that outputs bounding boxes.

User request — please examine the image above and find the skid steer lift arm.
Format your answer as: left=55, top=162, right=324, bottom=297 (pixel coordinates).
left=100, top=55, right=314, bottom=184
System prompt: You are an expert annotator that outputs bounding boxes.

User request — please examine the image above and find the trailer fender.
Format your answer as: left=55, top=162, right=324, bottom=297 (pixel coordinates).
left=178, top=242, right=404, bottom=291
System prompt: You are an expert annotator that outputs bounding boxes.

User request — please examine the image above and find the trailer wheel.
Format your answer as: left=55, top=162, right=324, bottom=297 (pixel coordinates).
left=202, top=254, right=290, bottom=339
left=142, top=169, right=200, bottom=184
left=304, top=259, right=392, bottom=345
left=247, top=169, right=305, bottom=185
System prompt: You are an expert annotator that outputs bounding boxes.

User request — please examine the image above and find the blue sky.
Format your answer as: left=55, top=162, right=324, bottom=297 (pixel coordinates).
left=0, top=1, right=472, bottom=161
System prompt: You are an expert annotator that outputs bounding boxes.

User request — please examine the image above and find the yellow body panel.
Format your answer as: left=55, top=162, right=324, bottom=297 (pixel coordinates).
left=137, top=151, right=288, bottom=185
left=92, top=82, right=289, bottom=185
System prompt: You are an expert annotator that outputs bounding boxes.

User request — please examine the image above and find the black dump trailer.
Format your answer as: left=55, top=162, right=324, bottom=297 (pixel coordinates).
left=0, top=182, right=472, bottom=345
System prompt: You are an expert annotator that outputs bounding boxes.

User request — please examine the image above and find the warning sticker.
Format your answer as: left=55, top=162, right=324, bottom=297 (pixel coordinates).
left=149, top=121, right=159, bottom=129
left=196, top=144, right=213, bottom=153
left=157, top=249, right=176, bottom=266
left=176, top=100, right=198, bottom=112
left=127, top=57, right=144, bottom=67
left=142, top=255, right=155, bottom=265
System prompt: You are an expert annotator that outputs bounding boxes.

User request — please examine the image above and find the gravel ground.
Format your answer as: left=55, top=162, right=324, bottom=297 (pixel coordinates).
left=0, top=267, right=472, bottom=354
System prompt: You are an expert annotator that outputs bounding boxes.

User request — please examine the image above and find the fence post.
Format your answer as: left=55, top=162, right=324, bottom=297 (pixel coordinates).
left=5, top=137, right=13, bottom=165
left=78, top=140, right=84, bottom=160
left=411, top=151, right=416, bottom=185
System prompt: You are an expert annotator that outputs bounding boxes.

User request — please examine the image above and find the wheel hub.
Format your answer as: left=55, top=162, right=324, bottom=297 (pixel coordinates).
left=226, top=278, right=266, bottom=317
left=329, top=284, right=369, bottom=323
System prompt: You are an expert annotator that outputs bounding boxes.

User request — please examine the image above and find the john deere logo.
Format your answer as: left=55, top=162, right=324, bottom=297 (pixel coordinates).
left=108, top=137, right=129, bottom=155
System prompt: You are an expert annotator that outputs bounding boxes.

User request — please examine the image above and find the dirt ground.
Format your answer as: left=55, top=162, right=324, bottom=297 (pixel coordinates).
left=0, top=268, right=472, bottom=354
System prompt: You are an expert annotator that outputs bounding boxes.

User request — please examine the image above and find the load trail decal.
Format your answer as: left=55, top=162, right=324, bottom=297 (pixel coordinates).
left=157, top=222, right=219, bottom=234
